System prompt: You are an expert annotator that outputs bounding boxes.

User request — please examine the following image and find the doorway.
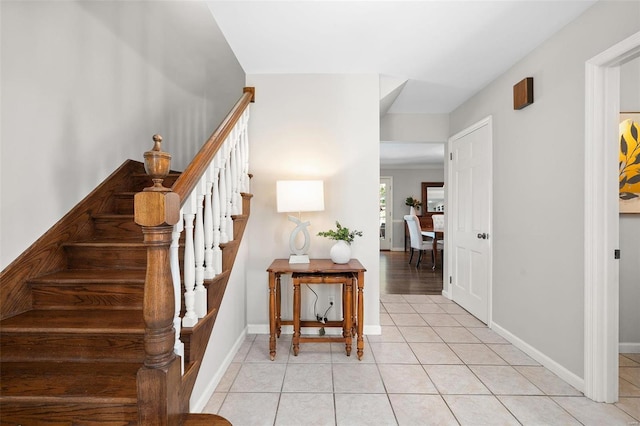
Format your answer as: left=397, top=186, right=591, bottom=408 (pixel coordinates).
left=584, top=31, right=640, bottom=403
left=447, top=116, right=493, bottom=325
left=379, top=177, right=393, bottom=250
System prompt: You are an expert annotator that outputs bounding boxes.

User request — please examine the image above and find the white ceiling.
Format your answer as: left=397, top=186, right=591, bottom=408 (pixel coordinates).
left=207, top=0, right=597, bottom=167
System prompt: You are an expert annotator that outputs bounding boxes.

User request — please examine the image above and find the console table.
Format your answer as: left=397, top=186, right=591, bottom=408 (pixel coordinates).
left=266, top=259, right=366, bottom=360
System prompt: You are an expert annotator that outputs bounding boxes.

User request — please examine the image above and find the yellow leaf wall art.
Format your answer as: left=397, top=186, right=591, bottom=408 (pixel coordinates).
left=619, top=113, right=640, bottom=213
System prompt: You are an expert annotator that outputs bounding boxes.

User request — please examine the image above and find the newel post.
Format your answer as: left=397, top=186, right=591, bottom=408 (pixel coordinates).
left=135, top=135, right=182, bottom=425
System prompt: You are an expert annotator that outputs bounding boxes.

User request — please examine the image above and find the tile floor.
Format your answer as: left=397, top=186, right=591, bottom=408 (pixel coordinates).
left=204, top=294, right=640, bottom=425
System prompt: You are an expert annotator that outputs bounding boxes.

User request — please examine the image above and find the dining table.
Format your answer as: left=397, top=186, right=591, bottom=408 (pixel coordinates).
left=421, top=226, right=444, bottom=269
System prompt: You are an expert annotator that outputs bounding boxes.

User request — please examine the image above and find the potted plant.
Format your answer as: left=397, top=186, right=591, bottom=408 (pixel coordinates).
left=405, top=196, right=421, bottom=215
left=317, top=221, right=363, bottom=264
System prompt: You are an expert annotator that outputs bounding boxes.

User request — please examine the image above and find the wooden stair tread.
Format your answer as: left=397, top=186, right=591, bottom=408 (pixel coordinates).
left=0, top=154, right=252, bottom=422
left=181, top=413, right=231, bottom=425
left=1, top=309, right=143, bottom=333
left=64, top=239, right=144, bottom=247
left=0, top=361, right=139, bottom=401
left=93, top=213, right=134, bottom=219
left=30, top=269, right=145, bottom=284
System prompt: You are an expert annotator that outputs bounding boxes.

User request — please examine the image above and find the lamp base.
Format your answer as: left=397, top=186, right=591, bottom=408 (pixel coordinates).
left=289, top=254, right=310, bottom=264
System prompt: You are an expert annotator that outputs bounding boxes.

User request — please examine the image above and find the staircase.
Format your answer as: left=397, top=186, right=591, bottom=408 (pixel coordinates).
left=0, top=89, right=255, bottom=425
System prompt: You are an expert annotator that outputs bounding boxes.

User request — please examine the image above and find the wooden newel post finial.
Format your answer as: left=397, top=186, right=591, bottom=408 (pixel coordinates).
left=144, top=134, right=172, bottom=192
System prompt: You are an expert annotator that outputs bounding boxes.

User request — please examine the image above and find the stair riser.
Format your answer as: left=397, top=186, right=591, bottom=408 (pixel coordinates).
left=114, top=197, right=134, bottom=215
left=1, top=334, right=145, bottom=363
left=65, top=247, right=147, bottom=270
left=94, top=218, right=141, bottom=238
left=32, top=285, right=143, bottom=309
left=0, top=401, right=137, bottom=425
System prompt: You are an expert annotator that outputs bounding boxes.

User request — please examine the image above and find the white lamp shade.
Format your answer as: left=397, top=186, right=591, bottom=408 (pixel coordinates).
left=276, top=180, right=325, bottom=213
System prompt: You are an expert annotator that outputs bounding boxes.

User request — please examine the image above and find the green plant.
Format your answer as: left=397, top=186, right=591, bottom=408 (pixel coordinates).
left=405, top=196, right=421, bottom=209
left=317, top=221, right=363, bottom=244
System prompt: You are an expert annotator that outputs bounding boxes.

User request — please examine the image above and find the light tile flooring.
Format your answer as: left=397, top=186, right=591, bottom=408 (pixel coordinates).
left=204, top=294, right=640, bottom=425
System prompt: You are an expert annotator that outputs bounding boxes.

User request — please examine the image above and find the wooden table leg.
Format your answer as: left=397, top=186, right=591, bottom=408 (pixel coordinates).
left=292, top=277, right=301, bottom=356
left=432, top=237, right=438, bottom=270
left=344, top=279, right=353, bottom=356
left=268, top=272, right=276, bottom=361
left=276, top=274, right=282, bottom=338
left=356, top=271, right=364, bottom=360
left=352, top=275, right=357, bottom=338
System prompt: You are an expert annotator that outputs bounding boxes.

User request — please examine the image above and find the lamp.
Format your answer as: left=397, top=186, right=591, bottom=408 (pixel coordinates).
left=276, top=180, right=324, bottom=264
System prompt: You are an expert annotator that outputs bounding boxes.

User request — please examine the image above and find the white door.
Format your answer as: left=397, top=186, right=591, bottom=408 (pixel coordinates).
left=379, top=177, right=392, bottom=250
left=448, top=117, right=492, bottom=324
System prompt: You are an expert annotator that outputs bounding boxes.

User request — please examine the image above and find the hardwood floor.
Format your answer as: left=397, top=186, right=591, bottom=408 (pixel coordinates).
left=379, top=250, right=443, bottom=295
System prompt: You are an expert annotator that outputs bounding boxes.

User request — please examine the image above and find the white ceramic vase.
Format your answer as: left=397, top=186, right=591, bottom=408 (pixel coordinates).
left=330, top=240, right=351, bottom=264
left=409, top=206, right=417, bottom=215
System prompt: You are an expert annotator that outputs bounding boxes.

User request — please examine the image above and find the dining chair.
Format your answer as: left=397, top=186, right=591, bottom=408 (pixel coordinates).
left=431, top=214, right=445, bottom=230
left=404, top=215, right=433, bottom=268
left=431, top=214, right=445, bottom=269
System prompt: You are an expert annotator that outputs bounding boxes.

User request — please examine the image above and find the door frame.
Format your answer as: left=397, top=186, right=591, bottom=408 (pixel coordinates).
left=584, top=31, right=640, bottom=403
left=446, top=116, right=494, bottom=327
left=379, top=176, right=393, bottom=250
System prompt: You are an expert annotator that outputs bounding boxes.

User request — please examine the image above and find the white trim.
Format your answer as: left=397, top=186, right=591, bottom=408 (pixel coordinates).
left=247, top=324, right=382, bottom=336
left=248, top=323, right=270, bottom=334
left=190, top=327, right=248, bottom=412
left=446, top=116, right=493, bottom=327
left=492, top=322, right=584, bottom=392
left=619, top=343, right=640, bottom=354
left=584, top=31, right=640, bottom=403
left=364, top=325, right=382, bottom=336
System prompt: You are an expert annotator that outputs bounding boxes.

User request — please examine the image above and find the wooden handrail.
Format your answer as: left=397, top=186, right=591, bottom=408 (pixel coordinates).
left=171, top=87, right=254, bottom=203
left=133, top=87, right=255, bottom=424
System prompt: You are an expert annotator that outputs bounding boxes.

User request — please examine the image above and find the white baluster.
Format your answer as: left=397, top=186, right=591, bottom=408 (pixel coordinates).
left=241, top=110, right=250, bottom=194
left=212, top=154, right=223, bottom=275
left=170, top=216, right=185, bottom=374
left=234, top=140, right=242, bottom=214
left=194, top=177, right=207, bottom=318
left=230, top=142, right=240, bottom=215
left=182, top=194, right=198, bottom=328
left=204, top=164, right=215, bottom=279
left=219, top=151, right=229, bottom=244
left=235, top=127, right=244, bottom=209
left=236, top=131, right=245, bottom=201
left=224, top=155, right=234, bottom=241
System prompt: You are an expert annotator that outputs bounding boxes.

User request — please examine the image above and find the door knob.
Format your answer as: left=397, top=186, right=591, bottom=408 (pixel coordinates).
left=477, top=233, right=487, bottom=239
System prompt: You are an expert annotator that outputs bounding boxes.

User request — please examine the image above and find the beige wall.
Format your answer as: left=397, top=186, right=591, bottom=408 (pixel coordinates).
left=245, top=74, right=381, bottom=334
left=0, top=1, right=245, bottom=269
left=619, top=56, right=640, bottom=350
left=450, top=1, right=640, bottom=379
left=0, top=0, right=247, bottom=410
left=381, top=113, right=449, bottom=142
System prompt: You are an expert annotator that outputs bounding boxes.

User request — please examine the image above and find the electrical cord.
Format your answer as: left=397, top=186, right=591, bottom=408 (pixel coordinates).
left=322, top=301, right=334, bottom=321
left=306, top=284, right=334, bottom=324
left=306, top=284, right=322, bottom=322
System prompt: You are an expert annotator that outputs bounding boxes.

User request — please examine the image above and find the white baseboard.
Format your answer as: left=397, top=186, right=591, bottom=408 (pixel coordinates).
left=248, top=323, right=381, bottom=336
left=491, top=322, right=585, bottom=393
left=365, top=325, right=382, bottom=335
left=190, top=327, right=248, bottom=413
left=247, top=323, right=270, bottom=334
left=619, top=342, right=640, bottom=353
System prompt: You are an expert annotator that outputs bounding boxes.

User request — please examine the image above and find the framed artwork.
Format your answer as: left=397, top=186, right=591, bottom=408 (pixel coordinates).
left=619, top=112, right=640, bottom=213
